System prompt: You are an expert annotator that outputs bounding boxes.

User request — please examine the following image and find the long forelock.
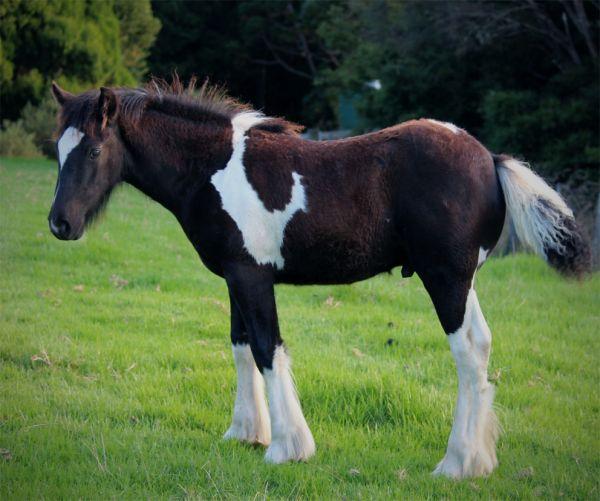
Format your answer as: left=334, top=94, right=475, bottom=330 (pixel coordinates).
left=56, top=90, right=101, bottom=137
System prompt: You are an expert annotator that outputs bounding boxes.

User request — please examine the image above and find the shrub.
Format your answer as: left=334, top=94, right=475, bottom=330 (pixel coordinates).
left=481, top=89, right=599, bottom=174
left=20, top=97, right=58, bottom=158
left=0, top=119, right=42, bottom=157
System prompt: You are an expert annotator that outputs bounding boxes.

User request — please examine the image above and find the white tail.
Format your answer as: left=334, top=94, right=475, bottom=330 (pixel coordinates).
left=495, top=156, right=589, bottom=275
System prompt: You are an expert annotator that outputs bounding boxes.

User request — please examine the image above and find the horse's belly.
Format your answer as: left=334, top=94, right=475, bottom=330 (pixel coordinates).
left=275, top=231, right=405, bottom=285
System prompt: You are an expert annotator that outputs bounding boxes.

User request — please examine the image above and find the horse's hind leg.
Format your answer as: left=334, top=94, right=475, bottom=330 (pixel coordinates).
left=419, top=264, right=499, bottom=478
left=468, top=290, right=500, bottom=472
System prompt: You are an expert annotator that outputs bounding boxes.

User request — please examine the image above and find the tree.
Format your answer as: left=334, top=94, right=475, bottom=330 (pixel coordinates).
left=115, top=0, right=161, bottom=81
left=429, top=0, right=599, bottom=172
left=0, top=0, right=160, bottom=121
left=148, top=0, right=316, bottom=123
left=310, top=0, right=598, bottom=173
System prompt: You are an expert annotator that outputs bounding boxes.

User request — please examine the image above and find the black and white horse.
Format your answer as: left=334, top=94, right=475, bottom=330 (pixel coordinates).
left=48, top=78, right=589, bottom=478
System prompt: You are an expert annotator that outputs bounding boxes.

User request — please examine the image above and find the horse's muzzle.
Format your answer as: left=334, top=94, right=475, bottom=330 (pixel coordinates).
left=48, top=215, right=81, bottom=240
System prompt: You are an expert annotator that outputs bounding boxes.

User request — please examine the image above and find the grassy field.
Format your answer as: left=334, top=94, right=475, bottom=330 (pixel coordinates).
left=0, top=157, right=598, bottom=499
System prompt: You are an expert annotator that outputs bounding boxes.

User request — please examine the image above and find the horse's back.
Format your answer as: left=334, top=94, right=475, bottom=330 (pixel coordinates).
left=297, top=118, right=505, bottom=253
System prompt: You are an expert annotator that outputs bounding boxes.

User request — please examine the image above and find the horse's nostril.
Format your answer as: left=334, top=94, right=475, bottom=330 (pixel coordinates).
left=59, top=218, right=70, bottom=234
left=50, top=217, right=71, bottom=237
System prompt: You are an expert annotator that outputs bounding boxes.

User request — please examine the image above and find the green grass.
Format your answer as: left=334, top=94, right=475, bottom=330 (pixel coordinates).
left=1, top=157, right=598, bottom=499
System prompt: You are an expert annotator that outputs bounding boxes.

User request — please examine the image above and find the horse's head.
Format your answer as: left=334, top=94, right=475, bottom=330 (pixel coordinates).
left=48, top=83, right=125, bottom=240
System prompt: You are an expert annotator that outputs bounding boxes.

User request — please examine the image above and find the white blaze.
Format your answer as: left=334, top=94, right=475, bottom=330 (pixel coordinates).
left=53, top=126, right=84, bottom=204
left=57, top=126, right=84, bottom=169
left=210, top=112, right=307, bottom=270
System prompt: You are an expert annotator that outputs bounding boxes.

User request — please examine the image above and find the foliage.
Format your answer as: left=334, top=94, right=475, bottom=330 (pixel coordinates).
left=0, top=97, right=58, bottom=159
left=237, top=0, right=347, bottom=127
left=114, top=0, right=161, bottom=81
left=20, top=97, right=59, bottom=158
left=148, top=0, right=315, bottom=123
left=1, top=0, right=597, bottom=175
left=149, top=0, right=251, bottom=90
left=1, top=157, right=599, bottom=497
left=310, top=0, right=599, bottom=174
left=482, top=89, right=599, bottom=172
left=0, top=0, right=160, bottom=121
left=0, top=120, right=41, bottom=157
left=150, top=0, right=600, bottom=175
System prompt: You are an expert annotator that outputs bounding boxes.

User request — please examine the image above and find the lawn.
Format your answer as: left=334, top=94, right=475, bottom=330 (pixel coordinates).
left=0, top=157, right=598, bottom=499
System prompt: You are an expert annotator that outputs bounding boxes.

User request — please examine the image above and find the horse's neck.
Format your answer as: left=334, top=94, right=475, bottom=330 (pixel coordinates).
left=121, top=114, right=231, bottom=215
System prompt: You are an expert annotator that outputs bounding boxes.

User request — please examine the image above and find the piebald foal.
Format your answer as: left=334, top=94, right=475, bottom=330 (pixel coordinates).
left=47, top=78, right=589, bottom=478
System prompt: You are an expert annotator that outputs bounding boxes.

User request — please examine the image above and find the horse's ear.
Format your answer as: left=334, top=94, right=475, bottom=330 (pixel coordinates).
left=51, top=81, right=73, bottom=106
left=98, top=87, right=119, bottom=129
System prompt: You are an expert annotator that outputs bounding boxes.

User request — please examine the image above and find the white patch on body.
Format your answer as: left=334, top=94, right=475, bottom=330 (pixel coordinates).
left=263, top=346, right=315, bottom=463
left=433, top=288, right=499, bottom=479
left=58, top=126, right=84, bottom=169
left=477, top=247, right=488, bottom=267
left=427, top=119, right=461, bottom=134
left=223, top=344, right=271, bottom=445
left=210, top=112, right=307, bottom=270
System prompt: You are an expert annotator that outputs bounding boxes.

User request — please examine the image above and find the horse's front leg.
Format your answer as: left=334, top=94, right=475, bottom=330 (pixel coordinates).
left=223, top=291, right=271, bottom=446
left=226, top=264, right=315, bottom=463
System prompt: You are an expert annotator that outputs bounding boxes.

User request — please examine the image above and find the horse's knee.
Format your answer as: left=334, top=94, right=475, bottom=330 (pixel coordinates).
left=470, top=291, right=492, bottom=361
left=473, top=333, right=491, bottom=360
left=249, top=338, right=278, bottom=372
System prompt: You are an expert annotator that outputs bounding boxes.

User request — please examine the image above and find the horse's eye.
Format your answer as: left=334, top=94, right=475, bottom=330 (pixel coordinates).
left=89, top=148, right=101, bottom=160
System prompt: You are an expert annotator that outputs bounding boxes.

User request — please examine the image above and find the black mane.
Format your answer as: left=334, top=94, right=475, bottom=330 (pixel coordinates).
left=57, top=75, right=303, bottom=136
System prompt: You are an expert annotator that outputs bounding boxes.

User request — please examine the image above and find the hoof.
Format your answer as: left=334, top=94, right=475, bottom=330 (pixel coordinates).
left=264, top=427, right=315, bottom=464
left=223, top=422, right=270, bottom=446
left=432, top=454, right=464, bottom=479
left=434, top=390, right=500, bottom=479
left=432, top=448, right=498, bottom=479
